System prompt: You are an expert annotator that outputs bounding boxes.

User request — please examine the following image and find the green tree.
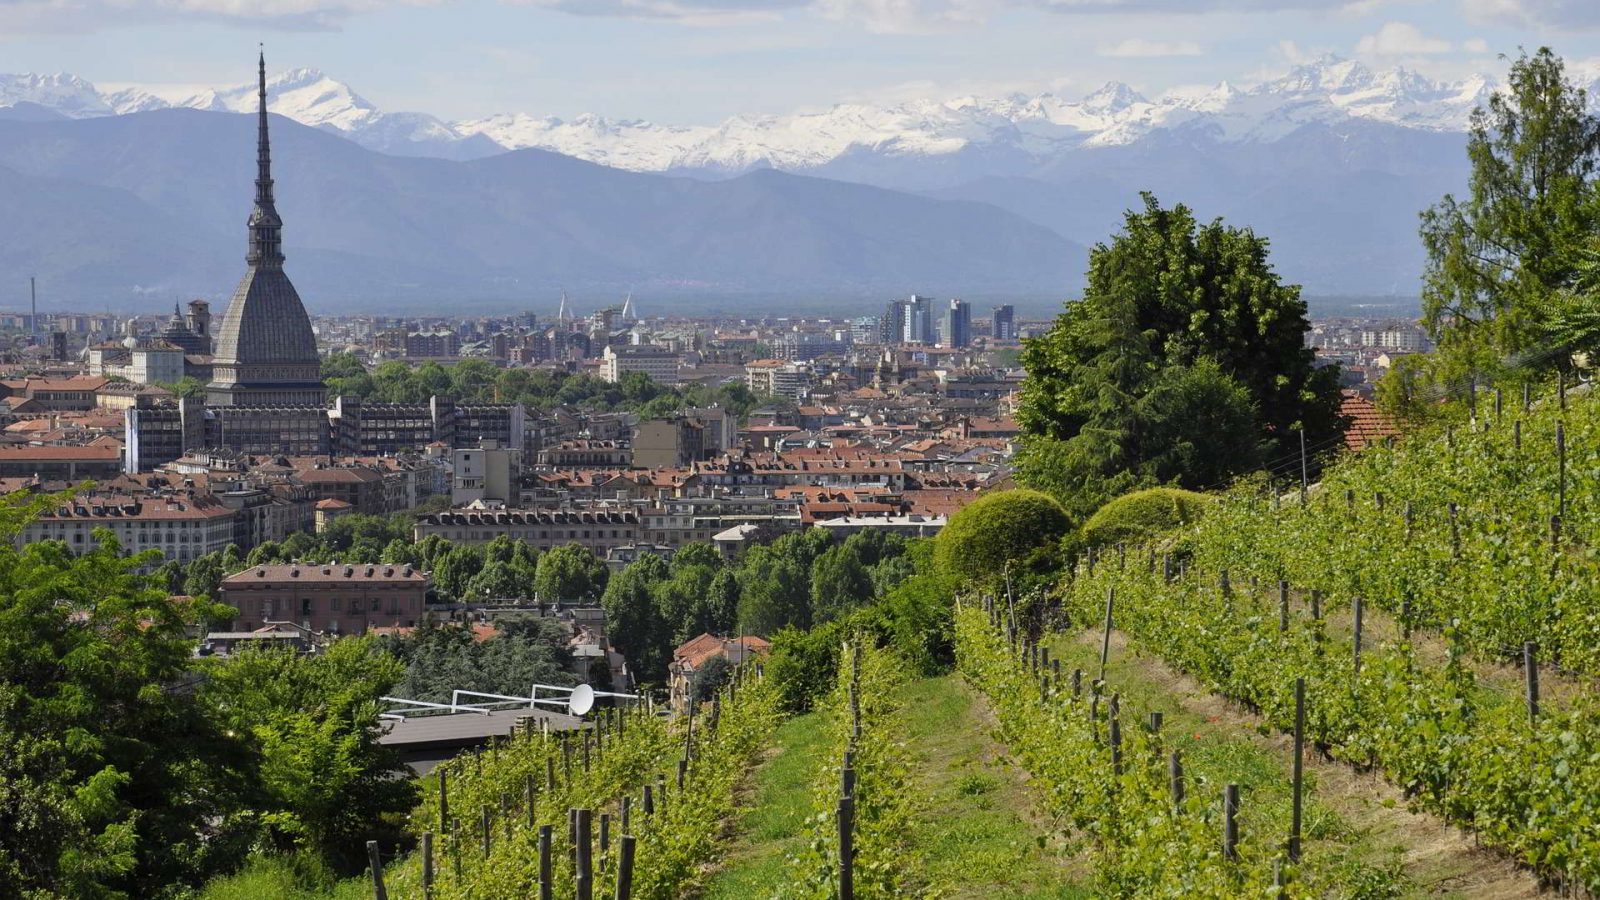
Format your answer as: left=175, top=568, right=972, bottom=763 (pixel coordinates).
left=433, top=545, right=483, bottom=601
left=602, top=555, right=672, bottom=684
left=809, top=541, right=874, bottom=624
left=933, top=490, right=1071, bottom=586
left=1421, top=47, right=1600, bottom=378
left=1018, top=194, right=1342, bottom=515
left=735, top=544, right=811, bottom=636
left=465, top=559, right=529, bottom=601
left=535, top=543, right=609, bottom=603
left=201, top=638, right=416, bottom=872
left=184, top=551, right=226, bottom=598
left=1079, top=487, right=1211, bottom=550
left=689, top=654, right=732, bottom=703
left=0, top=494, right=244, bottom=896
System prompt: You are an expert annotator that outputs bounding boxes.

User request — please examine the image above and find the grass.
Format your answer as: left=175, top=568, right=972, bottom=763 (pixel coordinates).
left=189, top=854, right=376, bottom=900
left=700, top=711, right=829, bottom=899
left=896, top=675, right=1092, bottom=900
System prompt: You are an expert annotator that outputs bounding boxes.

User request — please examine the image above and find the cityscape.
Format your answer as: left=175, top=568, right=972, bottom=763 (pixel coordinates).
left=0, top=3, right=1595, bottom=897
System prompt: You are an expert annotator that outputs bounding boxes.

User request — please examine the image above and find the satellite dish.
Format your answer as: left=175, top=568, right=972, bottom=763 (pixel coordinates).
left=567, top=684, right=595, bottom=717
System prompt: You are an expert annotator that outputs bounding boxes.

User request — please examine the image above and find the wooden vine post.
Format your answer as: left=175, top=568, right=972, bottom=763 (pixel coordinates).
left=1223, top=784, right=1240, bottom=861
left=365, top=842, right=388, bottom=900
left=1525, top=642, right=1540, bottom=725
left=1289, top=677, right=1306, bottom=863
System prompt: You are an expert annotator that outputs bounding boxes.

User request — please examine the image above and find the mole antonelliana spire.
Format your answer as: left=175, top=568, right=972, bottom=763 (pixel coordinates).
left=206, top=47, right=325, bottom=408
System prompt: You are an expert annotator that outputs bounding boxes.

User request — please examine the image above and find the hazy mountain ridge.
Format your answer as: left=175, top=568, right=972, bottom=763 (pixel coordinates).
left=0, top=108, right=1086, bottom=309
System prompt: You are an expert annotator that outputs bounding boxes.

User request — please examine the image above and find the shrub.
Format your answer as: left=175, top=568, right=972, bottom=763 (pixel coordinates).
left=933, top=489, right=1072, bottom=585
left=1079, top=487, right=1210, bottom=549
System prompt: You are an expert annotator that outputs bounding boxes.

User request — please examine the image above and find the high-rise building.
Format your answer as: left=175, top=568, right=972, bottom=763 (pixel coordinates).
left=904, top=295, right=933, bottom=344
left=207, top=52, right=325, bottom=408
left=939, top=299, right=971, bottom=349
left=991, top=304, right=1016, bottom=342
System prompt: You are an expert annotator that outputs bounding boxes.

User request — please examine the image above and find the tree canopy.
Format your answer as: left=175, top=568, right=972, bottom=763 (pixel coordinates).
left=1420, top=47, right=1600, bottom=381
left=1017, top=194, right=1342, bottom=517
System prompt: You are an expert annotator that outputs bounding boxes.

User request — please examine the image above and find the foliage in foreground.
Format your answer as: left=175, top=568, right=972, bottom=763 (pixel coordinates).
left=781, top=640, right=917, bottom=900
left=408, top=668, right=779, bottom=900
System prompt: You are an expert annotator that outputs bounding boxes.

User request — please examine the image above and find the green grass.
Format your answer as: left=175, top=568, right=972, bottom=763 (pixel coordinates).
left=701, top=711, right=829, bottom=899
left=190, top=854, right=375, bottom=900
left=896, top=675, right=1092, bottom=900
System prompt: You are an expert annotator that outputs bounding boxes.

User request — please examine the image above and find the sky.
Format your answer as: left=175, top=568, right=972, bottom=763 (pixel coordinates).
left=1, top=0, right=1599, bottom=123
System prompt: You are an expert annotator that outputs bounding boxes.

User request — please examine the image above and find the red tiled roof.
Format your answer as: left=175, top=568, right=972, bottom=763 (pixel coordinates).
left=1340, top=391, right=1400, bottom=452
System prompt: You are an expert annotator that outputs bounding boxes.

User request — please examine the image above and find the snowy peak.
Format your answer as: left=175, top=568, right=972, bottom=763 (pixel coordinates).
left=1081, top=81, right=1147, bottom=114
left=1, top=56, right=1595, bottom=172
left=0, top=73, right=110, bottom=118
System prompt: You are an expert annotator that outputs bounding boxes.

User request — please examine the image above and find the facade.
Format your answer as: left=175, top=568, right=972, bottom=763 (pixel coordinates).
left=600, top=345, right=681, bottom=385
left=414, top=509, right=641, bottom=554
left=220, top=563, right=430, bottom=635
left=125, top=397, right=206, bottom=473
left=206, top=53, right=326, bottom=409
left=404, top=330, right=461, bottom=358
left=88, top=342, right=186, bottom=385
left=939, top=299, right=972, bottom=349
left=16, top=492, right=235, bottom=562
left=207, top=405, right=332, bottom=456
left=452, top=440, right=522, bottom=506
left=746, top=361, right=812, bottom=400
left=991, top=305, right=1016, bottom=342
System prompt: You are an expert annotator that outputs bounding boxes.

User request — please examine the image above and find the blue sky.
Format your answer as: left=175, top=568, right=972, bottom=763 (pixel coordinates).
left=2, top=0, right=1598, bottom=122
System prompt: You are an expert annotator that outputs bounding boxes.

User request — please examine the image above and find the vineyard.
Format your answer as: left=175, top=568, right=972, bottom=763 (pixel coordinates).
left=214, top=388, right=1600, bottom=900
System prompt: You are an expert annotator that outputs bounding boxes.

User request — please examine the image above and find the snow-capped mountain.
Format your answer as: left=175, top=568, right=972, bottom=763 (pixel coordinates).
left=0, top=56, right=1533, bottom=172
left=0, top=55, right=1577, bottom=297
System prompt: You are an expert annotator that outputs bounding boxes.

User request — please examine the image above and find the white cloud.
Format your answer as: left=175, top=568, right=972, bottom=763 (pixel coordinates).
left=1355, top=21, right=1453, bottom=56
left=1462, top=0, right=1600, bottom=30
left=1097, top=38, right=1203, bottom=58
left=0, top=0, right=440, bottom=33
left=1462, top=37, right=1490, bottom=52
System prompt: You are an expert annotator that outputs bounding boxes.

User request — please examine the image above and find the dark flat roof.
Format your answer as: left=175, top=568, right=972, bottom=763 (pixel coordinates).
left=379, top=706, right=584, bottom=750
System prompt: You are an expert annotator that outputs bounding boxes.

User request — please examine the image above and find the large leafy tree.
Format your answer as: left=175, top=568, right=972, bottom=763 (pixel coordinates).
left=1421, top=47, right=1600, bottom=378
left=1018, top=194, right=1341, bottom=516
left=534, top=543, right=609, bottom=603
left=200, top=639, right=417, bottom=872
left=602, top=555, right=673, bottom=684
left=0, top=493, right=245, bottom=896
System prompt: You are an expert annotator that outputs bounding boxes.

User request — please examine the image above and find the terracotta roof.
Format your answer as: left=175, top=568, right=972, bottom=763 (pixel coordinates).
left=314, top=498, right=353, bottom=510
left=1339, top=391, right=1400, bottom=451
left=222, top=563, right=428, bottom=585
left=672, top=633, right=772, bottom=671
left=0, top=444, right=120, bottom=461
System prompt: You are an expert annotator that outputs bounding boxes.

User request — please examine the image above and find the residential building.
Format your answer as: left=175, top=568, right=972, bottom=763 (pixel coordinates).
left=219, top=562, right=430, bottom=635
left=600, top=345, right=681, bottom=385
left=667, top=633, right=770, bottom=711
left=453, top=439, right=522, bottom=506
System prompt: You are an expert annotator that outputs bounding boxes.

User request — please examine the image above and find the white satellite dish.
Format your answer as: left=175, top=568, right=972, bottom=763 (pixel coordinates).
left=567, top=683, right=595, bottom=717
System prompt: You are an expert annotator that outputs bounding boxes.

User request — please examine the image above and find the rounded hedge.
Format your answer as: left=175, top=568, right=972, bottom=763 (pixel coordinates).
left=934, top=489, right=1072, bottom=584
left=1079, top=487, right=1210, bottom=549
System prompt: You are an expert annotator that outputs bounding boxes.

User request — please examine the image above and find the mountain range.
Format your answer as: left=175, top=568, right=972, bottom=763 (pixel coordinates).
left=0, top=56, right=1578, bottom=309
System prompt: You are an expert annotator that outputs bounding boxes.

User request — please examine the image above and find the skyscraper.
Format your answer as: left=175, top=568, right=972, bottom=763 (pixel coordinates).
left=207, top=52, right=325, bottom=408
left=939, top=299, right=971, bottom=349
left=991, top=304, right=1016, bottom=342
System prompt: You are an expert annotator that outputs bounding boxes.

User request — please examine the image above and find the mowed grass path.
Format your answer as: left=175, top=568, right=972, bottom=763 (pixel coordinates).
left=701, top=712, right=829, bottom=900
left=896, top=675, right=1090, bottom=900
left=702, top=675, right=1088, bottom=899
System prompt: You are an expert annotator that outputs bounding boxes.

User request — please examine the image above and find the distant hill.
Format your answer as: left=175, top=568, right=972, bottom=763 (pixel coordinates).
left=0, top=109, right=1086, bottom=311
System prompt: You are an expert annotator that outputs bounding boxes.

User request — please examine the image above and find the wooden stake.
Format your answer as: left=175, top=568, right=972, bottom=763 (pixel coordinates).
left=615, top=834, right=636, bottom=900
left=366, top=841, right=388, bottom=900
left=1289, top=678, right=1305, bottom=863
left=1224, top=784, right=1240, bottom=861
